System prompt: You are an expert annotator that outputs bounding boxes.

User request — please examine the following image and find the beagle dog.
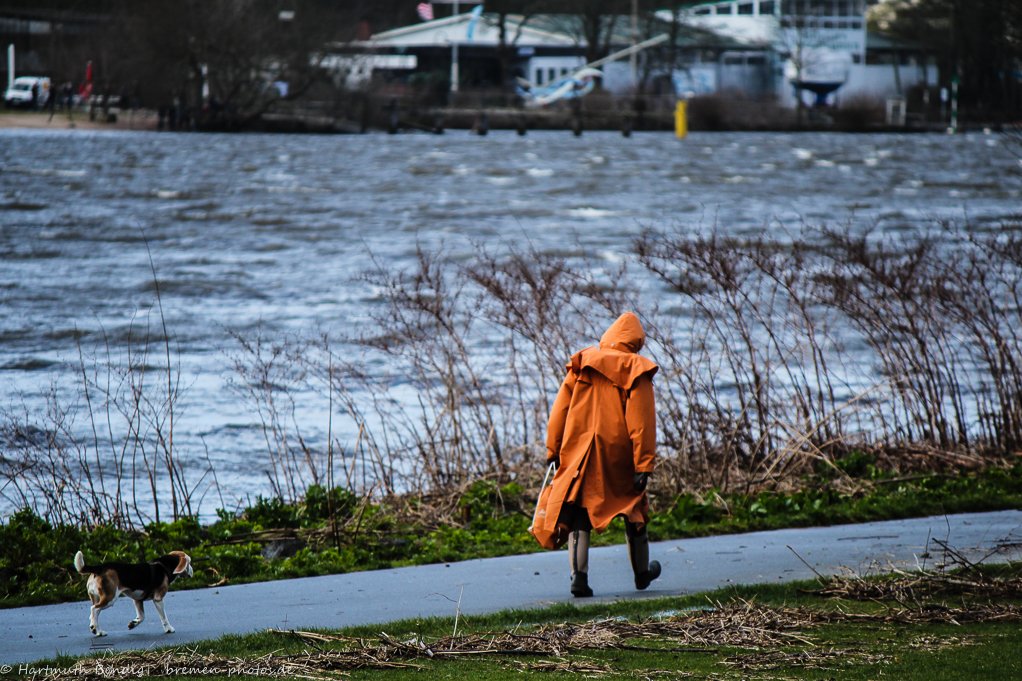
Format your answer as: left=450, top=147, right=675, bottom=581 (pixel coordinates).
left=73, top=550, right=192, bottom=636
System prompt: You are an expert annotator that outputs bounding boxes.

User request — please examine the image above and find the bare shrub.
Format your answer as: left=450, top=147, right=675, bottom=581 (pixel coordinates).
left=353, top=243, right=510, bottom=489
left=635, top=224, right=870, bottom=493
left=634, top=219, right=1022, bottom=494
left=324, top=241, right=627, bottom=492
left=222, top=239, right=631, bottom=497
left=0, top=241, right=218, bottom=529
left=817, top=225, right=966, bottom=447
left=226, top=329, right=325, bottom=502
left=0, top=315, right=214, bottom=528
left=225, top=220, right=1022, bottom=502
left=461, top=240, right=629, bottom=419
left=686, top=95, right=730, bottom=131
left=832, top=95, right=885, bottom=131
left=818, top=221, right=1022, bottom=451
left=0, top=389, right=117, bottom=528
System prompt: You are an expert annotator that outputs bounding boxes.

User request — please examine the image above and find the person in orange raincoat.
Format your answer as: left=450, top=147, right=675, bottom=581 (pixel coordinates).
left=538, top=312, right=661, bottom=597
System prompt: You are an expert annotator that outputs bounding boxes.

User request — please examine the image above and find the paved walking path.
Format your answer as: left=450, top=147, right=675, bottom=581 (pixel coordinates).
left=2, top=510, right=1021, bottom=667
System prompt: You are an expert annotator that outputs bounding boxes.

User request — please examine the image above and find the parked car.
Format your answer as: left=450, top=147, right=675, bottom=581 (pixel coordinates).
left=4, top=76, right=51, bottom=108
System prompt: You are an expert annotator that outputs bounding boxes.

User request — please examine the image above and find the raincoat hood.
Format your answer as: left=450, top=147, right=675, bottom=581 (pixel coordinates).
left=598, top=312, right=646, bottom=353
left=570, top=313, right=657, bottom=390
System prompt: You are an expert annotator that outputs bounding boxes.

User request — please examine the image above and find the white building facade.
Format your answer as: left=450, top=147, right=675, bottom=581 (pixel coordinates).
left=678, top=0, right=937, bottom=107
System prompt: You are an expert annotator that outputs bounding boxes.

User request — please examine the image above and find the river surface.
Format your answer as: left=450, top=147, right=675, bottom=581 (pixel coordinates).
left=1, top=129, right=1019, bottom=519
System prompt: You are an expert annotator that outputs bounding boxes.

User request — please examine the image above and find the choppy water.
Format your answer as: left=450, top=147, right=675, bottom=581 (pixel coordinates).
left=1, top=129, right=1019, bottom=517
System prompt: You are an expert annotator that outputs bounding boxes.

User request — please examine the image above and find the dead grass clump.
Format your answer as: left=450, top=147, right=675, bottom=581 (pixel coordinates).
left=811, top=569, right=1022, bottom=603
left=854, top=443, right=997, bottom=476
left=810, top=538, right=1022, bottom=603
left=601, top=602, right=820, bottom=648
left=509, top=658, right=616, bottom=675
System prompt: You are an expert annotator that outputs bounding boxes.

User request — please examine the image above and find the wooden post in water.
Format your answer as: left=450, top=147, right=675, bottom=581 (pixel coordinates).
left=949, top=76, right=959, bottom=133
left=388, top=98, right=399, bottom=134
left=473, top=110, right=488, bottom=136
left=359, top=96, right=369, bottom=134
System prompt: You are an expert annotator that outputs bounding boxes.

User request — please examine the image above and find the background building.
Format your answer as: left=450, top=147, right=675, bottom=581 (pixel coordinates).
left=340, top=11, right=761, bottom=100
left=680, top=0, right=937, bottom=108
left=342, top=4, right=934, bottom=112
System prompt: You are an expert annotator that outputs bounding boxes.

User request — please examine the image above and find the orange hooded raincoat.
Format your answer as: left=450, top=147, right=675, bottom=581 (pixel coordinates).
left=535, top=313, right=658, bottom=549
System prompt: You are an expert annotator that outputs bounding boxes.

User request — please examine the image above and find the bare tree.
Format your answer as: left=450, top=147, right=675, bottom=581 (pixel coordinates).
left=487, top=0, right=546, bottom=88
left=777, top=0, right=844, bottom=124
left=548, top=0, right=632, bottom=66
left=102, top=0, right=367, bottom=128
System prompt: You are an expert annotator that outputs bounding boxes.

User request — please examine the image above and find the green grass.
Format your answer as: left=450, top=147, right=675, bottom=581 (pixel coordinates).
left=3, top=457, right=1022, bottom=610
left=8, top=566, right=1022, bottom=681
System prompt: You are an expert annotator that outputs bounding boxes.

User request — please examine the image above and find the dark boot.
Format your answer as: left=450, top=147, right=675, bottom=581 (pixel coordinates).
left=626, top=521, right=662, bottom=590
left=571, top=571, right=594, bottom=598
left=635, top=560, right=662, bottom=590
left=569, top=529, right=593, bottom=597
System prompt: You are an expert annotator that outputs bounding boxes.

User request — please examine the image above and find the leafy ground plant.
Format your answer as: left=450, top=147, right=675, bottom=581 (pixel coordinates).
left=11, top=562, right=1022, bottom=681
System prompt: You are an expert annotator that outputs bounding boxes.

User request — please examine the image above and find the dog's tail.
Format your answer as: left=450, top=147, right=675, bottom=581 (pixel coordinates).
left=74, top=550, right=94, bottom=574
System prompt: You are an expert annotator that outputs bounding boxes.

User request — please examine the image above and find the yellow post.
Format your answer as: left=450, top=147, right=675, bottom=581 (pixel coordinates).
left=675, top=100, right=688, bottom=138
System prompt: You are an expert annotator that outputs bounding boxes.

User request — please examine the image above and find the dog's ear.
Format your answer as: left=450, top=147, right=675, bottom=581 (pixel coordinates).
left=169, top=551, right=192, bottom=575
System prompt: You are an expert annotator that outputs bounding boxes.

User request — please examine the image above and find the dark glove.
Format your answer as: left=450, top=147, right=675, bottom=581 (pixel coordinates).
left=548, top=456, right=560, bottom=470
left=633, top=472, right=650, bottom=492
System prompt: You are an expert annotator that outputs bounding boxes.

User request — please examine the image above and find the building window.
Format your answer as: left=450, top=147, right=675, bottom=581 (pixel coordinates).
left=738, top=2, right=754, bottom=14
left=561, top=68, right=568, bottom=75
left=759, top=1, right=775, bottom=14
left=695, top=7, right=712, bottom=14
left=716, top=3, right=733, bottom=14
left=548, top=68, right=556, bottom=82
left=535, top=68, right=543, bottom=84
left=851, top=53, right=862, bottom=64
left=850, top=19, right=861, bottom=28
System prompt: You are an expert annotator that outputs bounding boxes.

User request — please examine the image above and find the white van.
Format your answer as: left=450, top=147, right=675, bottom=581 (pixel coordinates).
left=4, top=76, right=51, bottom=108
